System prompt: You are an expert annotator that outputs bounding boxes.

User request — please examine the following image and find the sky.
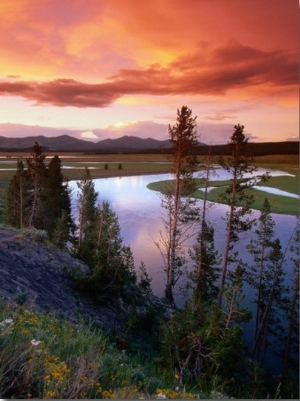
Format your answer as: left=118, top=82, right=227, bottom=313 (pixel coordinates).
left=0, top=0, right=298, bottom=144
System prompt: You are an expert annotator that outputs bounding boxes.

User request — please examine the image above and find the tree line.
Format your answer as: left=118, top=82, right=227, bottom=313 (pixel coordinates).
left=3, top=107, right=299, bottom=398
left=5, top=142, right=74, bottom=246
left=4, top=143, right=138, bottom=301
left=154, top=106, right=298, bottom=396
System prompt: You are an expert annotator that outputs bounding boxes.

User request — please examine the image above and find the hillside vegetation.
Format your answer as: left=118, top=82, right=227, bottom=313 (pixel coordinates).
left=0, top=227, right=176, bottom=399
left=0, top=134, right=298, bottom=399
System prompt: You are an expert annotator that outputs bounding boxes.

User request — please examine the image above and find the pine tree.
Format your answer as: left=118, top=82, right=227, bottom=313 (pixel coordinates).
left=43, top=155, right=73, bottom=240
left=25, top=142, right=48, bottom=229
left=51, top=209, right=71, bottom=249
left=156, top=106, right=199, bottom=306
left=91, top=201, right=136, bottom=297
left=247, top=198, right=288, bottom=363
left=217, top=124, right=266, bottom=304
left=189, top=221, right=221, bottom=303
left=5, top=147, right=74, bottom=242
left=159, top=281, right=250, bottom=391
left=189, top=147, right=221, bottom=304
left=75, top=167, right=98, bottom=264
left=73, top=170, right=137, bottom=301
left=4, top=160, right=29, bottom=228
left=282, top=220, right=299, bottom=381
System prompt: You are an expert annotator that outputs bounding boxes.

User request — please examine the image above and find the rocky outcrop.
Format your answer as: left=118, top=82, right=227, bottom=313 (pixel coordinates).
left=0, top=228, right=128, bottom=332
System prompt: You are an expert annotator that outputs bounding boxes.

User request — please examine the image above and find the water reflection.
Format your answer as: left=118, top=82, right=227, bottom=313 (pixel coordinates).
left=69, top=172, right=298, bottom=373
left=70, top=174, right=171, bottom=295
left=69, top=172, right=297, bottom=300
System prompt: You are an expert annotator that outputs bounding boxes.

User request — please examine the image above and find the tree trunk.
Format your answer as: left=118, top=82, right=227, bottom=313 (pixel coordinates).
left=28, top=171, right=39, bottom=229
left=218, top=192, right=235, bottom=304
left=19, top=171, right=24, bottom=228
left=252, top=246, right=267, bottom=356
left=166, top=171, right=181, bottom=306
left=282, top=278, right=299, bottom=377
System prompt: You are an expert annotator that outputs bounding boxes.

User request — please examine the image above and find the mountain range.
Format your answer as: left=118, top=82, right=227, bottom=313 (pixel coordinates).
left=0, top=134, right=298, bottom=155
left=0, top=135, right=175, bottom=152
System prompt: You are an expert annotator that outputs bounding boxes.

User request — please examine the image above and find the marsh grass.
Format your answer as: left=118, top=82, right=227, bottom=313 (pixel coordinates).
left=203, top=186, right=299, bottom=215
left=260, top=175, right=298, bottom=194
left=148, top=165, right=299, bottom=215
left=0, top=153, right=298, bottom=212
left=0, top=154, right=173, bottom=199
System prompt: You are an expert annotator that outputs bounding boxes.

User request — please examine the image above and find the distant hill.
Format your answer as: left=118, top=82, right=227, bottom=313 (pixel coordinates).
left=0, top=135, right=173, bottom=153
left=94, top=135, right=173, bottom=152
left=195, top=141, right=299, bottom=156
left=0, top=134, right=298, bottom=155
left=0, top=135, right=97, bottom=152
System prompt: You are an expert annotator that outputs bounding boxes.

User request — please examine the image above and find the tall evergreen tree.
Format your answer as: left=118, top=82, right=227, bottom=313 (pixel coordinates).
left=75, top=167, right=98, bottom=264
left=90, top=201, right=136, bottom=298
left=189, top=221, right=221, bottom=303
left=4, top=146, right=74, bottom=242
left=4, top=160, right=29, bottom=228
left=282, top=220, right=299, bottom=381
left=43, top=155, right=73, bottom=240
left=247, top=198, right=288, bottom=363
left=156, top=106, right=199, bottom=306
left=26, top=142, right=47, bottom=229
left=73, top=186, right=137, bottom=302
left=159, top=277, right=250, bottom=392
left=189, top=147, right=220, bottom=304
left=217, top=124, right=266, bottom=304
left=51, top=209, right=72, bottom=249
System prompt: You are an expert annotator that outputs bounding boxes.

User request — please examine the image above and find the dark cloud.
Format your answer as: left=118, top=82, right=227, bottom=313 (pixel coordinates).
left=0, top=79, right=120, bottom=108
left=0, top=42, right=297, bottom=108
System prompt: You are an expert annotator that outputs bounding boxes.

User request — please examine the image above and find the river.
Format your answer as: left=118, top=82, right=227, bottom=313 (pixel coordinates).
left=68, top=170, right=297, bottom=299
left=68, top=170, right=298, bottom=374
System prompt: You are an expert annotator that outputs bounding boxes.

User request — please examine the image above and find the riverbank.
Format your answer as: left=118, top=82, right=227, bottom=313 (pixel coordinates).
left=147, top=165, right=299, bottom=215
left=0, top=153, right=298, bottom=211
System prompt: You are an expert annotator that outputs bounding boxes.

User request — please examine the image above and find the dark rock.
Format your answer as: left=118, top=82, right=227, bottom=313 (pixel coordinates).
left=0, top=228, right=126, bottom=332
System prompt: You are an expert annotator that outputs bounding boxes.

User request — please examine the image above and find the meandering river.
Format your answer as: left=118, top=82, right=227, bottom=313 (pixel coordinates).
left=69, top=169, right=297, bottom=300
left=69, top=169, right=298, bottom=374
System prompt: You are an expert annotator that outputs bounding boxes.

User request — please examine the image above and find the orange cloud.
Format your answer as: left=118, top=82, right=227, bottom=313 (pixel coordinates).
left=0, top=41, right=297, bottom=108
left=0, top=0, right=297, bottom=82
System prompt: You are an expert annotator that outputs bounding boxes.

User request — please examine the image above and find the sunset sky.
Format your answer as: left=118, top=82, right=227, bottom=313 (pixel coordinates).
left=0, top=0, right=298, bottom=144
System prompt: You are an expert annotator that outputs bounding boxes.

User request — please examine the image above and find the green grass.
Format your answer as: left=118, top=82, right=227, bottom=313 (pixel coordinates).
left=148, top=170, right=299, bottom=215
left=0, top=153, right=298, bottom=214
left=202, top=186, right=298, bottom=215
left=0, top=154, right=173, bottom=199
left=260, top=175, right=298, bottom=194
left=0, top=300, right=198, bottom=399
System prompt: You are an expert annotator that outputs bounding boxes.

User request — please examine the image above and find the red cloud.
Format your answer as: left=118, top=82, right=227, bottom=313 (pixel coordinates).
left=0, top=79, right=121, bottom=108
left=0, top=43, right=297, bottom=108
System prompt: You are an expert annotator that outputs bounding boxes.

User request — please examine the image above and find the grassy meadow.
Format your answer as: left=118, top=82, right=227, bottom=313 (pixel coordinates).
left=0, top=152, right=298, bottom=215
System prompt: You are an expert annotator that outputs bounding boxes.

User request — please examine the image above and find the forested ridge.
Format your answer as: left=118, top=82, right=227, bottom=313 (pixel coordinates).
left=0, top=107, right=298, bottom=399
left=0, top=134, right=298, bottom=155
